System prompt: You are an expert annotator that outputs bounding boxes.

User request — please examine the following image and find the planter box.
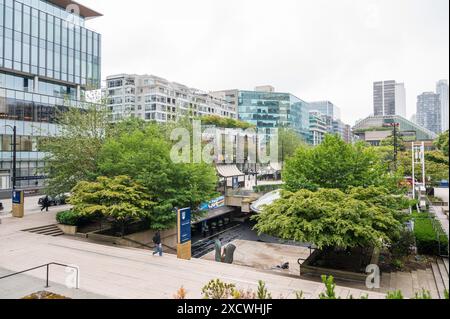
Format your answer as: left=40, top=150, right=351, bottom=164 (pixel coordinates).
left=301, top=248, right=380, bottom=283
left=57, top=224, right=78, bottom=235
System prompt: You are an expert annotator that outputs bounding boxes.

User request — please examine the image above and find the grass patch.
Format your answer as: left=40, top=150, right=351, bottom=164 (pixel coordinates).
left=412, top=212, right=448, bottom=256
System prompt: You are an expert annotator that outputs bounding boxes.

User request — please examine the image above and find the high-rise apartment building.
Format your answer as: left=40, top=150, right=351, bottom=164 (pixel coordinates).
left=416, top=92, right=441, bottom=134
left=308, top=111, right=328, bottom=146
left=308, top=101, right=341, bottom=121
left=436, top=80, right=449, bottom=132
left=373, top=81, right=406, bottom=117
left=105, top=74, right=236, bottom=123
left=0, top=0, right=102, bottom=191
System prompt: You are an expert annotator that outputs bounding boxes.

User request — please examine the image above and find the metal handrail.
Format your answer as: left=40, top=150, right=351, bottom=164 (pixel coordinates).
left=0, top=263, right=79, bottom=289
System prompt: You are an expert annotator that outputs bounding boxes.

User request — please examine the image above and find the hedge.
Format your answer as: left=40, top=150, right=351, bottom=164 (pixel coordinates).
left=413, top=212, right=449, bottom=256
left=56, top=210, right=84, bottom=226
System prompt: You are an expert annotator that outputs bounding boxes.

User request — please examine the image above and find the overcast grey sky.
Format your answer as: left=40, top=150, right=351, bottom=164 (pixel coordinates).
left=82, top=0, right=449, bottom=125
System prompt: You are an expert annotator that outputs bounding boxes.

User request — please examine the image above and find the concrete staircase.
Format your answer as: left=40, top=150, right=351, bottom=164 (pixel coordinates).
left=22, top=224, right=64, bottom=237
left=380, top=258, right=449, bottom=299
left=431, top=257, right=449, bottom=299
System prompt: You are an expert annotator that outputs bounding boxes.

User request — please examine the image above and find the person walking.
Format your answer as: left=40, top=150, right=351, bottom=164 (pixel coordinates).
left=152, top=231, right=163, bottom=257
left=41, top=196, right=50, bottom=212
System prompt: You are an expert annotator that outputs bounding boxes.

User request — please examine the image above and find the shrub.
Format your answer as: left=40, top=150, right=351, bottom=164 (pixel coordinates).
left=386, top=290, right=404, bottom=299
left=390, top=229, right=415, bottom=258
left=174, top=286, right=187, bottom=299
left=232, top=289, right=256, bottom=300
left=56, top=210, right=83, bottom=226
left=256, top=281, right=272, bottom=300
left=392, top=259, right=404, bottom=270
left=414, top=289, right=432, bottom=299
left=319, top=275, right=339, bottom=299
left=296, top=291, right=305, bottom=299
left=413, top=213, right=449, bottom=256
left=202, top=279, right=236, bottom=299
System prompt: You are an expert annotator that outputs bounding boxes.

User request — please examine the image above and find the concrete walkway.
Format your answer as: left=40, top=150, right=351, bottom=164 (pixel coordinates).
left=0, top=195, right=71, bottom=220
left=430, top=205, right=449, bottom=238
left=0, top=212, right=385, bottom=299
left=0, top=267, right=107, bottom=299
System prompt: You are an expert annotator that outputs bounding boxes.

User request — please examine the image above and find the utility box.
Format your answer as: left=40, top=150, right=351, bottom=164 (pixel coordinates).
left=12, top=190, right=24, bottom=218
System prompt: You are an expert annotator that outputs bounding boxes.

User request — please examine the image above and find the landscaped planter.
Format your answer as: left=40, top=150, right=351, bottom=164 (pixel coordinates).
left=57, top=224, right=78, bottom=235
left=300, top=248, right=380, bottom=283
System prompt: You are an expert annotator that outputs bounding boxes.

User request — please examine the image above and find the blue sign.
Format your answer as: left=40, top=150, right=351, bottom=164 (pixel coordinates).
left=12, top=190, right=22, bottom=204
left=178, top=207, right=191, bottom=244
left=199, top=196, right=225, bottom=211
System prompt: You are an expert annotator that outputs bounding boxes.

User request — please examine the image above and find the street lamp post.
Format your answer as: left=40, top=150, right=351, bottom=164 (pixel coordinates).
left=3, top=125, right=17, bottom=190
left=384, top=122, right=400, bottom=170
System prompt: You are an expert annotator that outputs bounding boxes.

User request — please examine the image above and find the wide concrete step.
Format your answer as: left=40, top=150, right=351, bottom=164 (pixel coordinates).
left=431, top=262, right=447, bottom=299
left=443, top=258, right=449, bottom=274
left=21, top=225, right=64, bottom=237
left=437, top=258, right=449, bottom=291
left=23, top=225, right=59, bottom=232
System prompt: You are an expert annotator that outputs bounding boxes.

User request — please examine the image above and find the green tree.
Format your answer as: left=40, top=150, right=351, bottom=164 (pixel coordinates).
left=69, top=175, right=155, bottom=236
left=278, top=127, right=305, bottom=164
left=380, top=134, right=406, bottom=152
left=435, top=131, right=449, bottom=156
left=252, top=187, right=406, bottom=250
left=40, top=105, right=110, bottom=195
left=97, top=124, right=218, bottom=229
left=397, top=151, right=449, bottom=185
left=283, top=135, right=398, bottom=192
left=200, top=115, right=254, bottom=129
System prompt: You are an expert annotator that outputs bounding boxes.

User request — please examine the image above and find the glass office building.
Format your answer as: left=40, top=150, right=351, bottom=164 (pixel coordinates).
left=238, top=90, right=310, bottom=141
left=0, top=0, right=101, bottom=191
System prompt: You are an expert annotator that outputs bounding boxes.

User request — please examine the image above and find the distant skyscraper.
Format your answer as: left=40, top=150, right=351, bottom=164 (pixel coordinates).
left=373, top=81, right=406, bottom=117
left=410, top=114, right=417, bottom=124
left=417, top=92, right=442, bottom=134
left=436, top=80, right=449, bottom=132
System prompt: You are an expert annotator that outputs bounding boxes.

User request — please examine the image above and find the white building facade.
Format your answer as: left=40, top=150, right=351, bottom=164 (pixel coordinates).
left=105, top=74, right=237, bottom=123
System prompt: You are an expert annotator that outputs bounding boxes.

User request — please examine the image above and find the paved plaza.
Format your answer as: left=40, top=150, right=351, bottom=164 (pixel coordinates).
left=0, top=211, right=385, bottom=299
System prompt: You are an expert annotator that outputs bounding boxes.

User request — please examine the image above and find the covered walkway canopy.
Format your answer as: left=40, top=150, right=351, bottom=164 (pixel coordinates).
left=216, top=165, right=245, bottom=178
left=193, top=206, right=236, bottom=224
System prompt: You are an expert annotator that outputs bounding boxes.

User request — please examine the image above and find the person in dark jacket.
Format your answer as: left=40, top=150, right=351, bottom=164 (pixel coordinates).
left=152, top=231, right=163, bottom=256
left=40, top=196, right=50, bottom=212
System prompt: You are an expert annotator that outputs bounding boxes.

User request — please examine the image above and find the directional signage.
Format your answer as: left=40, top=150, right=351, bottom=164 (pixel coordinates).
left=12, top=190, right=22, bottom=204
left=177, top=207, right=191, bottom=244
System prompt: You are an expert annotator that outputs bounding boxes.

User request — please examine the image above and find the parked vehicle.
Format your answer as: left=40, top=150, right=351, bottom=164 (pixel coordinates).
left=38, top=194, right=68, bottom=207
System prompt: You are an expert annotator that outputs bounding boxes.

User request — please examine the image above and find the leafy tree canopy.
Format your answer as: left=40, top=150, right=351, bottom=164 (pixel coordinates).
left=278, top=127, right=305, bottom=163
left=252, top=187, right=409, bottom=250
left=69, top=175, right=155, bottom=235
left=97, top=123, right=218, bottom=229
left=200, top=115, right=255, bottom=129
left=283, top=135, right=399, bottom=192
left=40, top=105, right=110, bottom=196
left=397, top=151, right=449, bottom=185
left=435, top=131, right=449, bottom=156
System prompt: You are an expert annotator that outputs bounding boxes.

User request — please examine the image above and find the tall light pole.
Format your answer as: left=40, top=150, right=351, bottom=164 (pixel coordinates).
left=3, top=125, right=17, bottom=190
left=384, top=122, right=400, bottom=170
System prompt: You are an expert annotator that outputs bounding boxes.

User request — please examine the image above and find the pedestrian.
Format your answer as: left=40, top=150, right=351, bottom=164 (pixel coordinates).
left=41, top=196, right=50, bottom=212
left=152, top=231, right=163, bottom=257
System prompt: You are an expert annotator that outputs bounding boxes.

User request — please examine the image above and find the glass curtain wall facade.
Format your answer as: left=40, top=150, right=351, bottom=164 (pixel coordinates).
left=0, top=0, right=101, bottom=191
left=238, top=90, right=310, bottom=141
